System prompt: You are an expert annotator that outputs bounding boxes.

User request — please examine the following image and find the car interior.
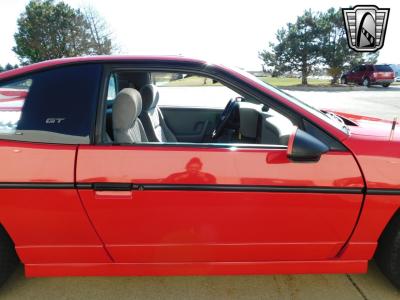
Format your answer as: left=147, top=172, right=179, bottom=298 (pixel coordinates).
left=103, top=71, right=294, bottom=146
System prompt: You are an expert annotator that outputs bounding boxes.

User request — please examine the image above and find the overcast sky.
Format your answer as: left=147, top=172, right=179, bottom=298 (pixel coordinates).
left=1, top=0, right=399, bottom=70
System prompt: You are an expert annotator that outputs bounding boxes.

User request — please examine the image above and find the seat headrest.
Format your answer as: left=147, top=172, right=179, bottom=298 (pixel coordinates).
left=140, top=84, right=159, bottom=112
left=112, top=88, right=142, bottom=130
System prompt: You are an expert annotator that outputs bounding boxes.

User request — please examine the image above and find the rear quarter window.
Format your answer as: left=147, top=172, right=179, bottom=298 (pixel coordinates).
left=374, top=65, right=393, bottom=72
left=0, top=79, right=31, bottom=134
left=0, top=64, right=102, bottom=144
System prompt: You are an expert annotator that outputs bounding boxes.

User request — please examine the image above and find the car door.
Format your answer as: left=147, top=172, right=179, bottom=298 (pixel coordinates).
left=77, top=144, right=364, bottom=264
left=347, top=67, right=356, bottom=83
left=0, top=64, right=111, bottom=265
left=348, top=66, right=360, bottom=83
left=354, top=66, right=367, bottom=83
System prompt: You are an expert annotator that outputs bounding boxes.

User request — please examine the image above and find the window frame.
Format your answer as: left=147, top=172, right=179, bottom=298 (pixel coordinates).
left=96, top=62, right=345, bottom=151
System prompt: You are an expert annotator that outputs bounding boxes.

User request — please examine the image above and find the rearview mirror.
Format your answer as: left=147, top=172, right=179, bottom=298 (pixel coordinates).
left=287, top=127, right=329, bottom=162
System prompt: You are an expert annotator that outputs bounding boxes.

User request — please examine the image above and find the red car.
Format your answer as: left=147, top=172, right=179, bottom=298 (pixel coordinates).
left=0, top=56, right=400, bottom=288
left=340, top=64, right=395, bottom=87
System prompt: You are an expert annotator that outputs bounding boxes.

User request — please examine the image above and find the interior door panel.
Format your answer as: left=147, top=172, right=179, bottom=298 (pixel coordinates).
left=160, top=107, right=223, bottom=142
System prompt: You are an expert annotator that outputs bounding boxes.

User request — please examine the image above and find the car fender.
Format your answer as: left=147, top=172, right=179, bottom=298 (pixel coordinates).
left=339, top=133, right=400, bottom=260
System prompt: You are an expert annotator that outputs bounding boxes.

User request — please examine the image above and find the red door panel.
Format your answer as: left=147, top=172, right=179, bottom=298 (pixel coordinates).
left=0, top=141, right=110, bottom=264
left=0, top=141, right=75, bottom=182
left=77, top=145, right=364, bottom=263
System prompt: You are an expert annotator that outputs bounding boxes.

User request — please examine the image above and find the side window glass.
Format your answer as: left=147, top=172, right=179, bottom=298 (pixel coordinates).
left=0, top=79, right=32, bottom=135
left=0, top=64, right=101, bottom=144
left=151, top=73, right=240, bottom=108
left=107, top=71, right=293, bottom=147
left=107, top=74, right=117, bottom=100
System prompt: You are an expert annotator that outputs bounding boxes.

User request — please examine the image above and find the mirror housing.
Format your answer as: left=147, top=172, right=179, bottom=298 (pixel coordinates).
left=287, top=127, right=329, bottom=162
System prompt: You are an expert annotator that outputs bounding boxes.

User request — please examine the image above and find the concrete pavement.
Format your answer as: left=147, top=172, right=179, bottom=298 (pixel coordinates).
left=1, top=262, right=399, bottom=299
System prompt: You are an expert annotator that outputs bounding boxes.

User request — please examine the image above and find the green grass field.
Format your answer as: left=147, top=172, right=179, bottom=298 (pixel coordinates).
left=259, top=77, right=330, bottom=87
left=161, top=75, right=331, bottom=87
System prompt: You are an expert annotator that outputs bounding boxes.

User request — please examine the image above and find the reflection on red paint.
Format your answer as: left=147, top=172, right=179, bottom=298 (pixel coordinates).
left=163, top=157, right=217, bottom=184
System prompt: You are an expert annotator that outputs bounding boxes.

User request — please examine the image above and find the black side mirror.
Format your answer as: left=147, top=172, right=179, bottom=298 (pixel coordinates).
left=287, top=127, right=329, bottom=162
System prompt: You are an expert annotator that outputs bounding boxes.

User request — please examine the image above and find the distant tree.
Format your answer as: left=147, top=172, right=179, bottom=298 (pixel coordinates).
left=259, top=10, right=322, bottom=85
left=318, top=8, right=379, bottom=84
left=0, top=64, right=19, bottom=72
left=348, top=52, right=379, bottom=69
left=5, top=63, right=14, bottom=71
left=13, top=0, right=114, bottom=65
left=83, top=6, right=114, bottom=55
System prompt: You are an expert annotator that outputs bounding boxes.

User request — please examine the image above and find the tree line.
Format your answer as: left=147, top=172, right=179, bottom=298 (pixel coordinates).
left=259, top=8, right=378, bottom=85
left=0, top=64, right=19, bottom=72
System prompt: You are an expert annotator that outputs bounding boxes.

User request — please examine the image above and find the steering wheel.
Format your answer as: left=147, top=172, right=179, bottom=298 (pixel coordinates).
left=212, top=98, right=239, bottom=139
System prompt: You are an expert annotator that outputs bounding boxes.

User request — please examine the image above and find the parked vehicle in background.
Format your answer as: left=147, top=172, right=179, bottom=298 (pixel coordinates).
left=340, top=64, right=395, bottom=87
left=389, top=64, right=400, bottom=82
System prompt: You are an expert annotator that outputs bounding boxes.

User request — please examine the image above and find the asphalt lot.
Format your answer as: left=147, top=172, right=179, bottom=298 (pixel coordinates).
left=289, top=85, right=400, bottom=120
left=2, top=85, right=400, bottom=299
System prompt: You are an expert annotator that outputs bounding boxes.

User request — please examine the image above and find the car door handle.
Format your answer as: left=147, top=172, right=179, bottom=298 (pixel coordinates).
left=93, top=183, right=137, bottom=200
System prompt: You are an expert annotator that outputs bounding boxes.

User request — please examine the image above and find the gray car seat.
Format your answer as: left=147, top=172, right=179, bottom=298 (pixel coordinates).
left=140, top=84, right=177, bottom=142
left=112, top=88, right=148, bottom=143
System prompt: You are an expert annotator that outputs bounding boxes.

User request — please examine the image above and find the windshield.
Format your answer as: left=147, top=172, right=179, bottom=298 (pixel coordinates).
left=230, top=67, right=349, bottom=134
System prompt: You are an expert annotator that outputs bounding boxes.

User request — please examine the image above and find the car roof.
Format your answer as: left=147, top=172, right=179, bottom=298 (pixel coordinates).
left=0, top=55, right=207, bottom=80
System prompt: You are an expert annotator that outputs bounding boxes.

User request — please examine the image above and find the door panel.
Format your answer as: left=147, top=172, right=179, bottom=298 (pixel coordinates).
left=348, top=68, right=360, bottom=83
left=347, top=70, right=355, bottom=83
left=354, top=72, right=363, bottom=83
left=160, top=107, right=222, bottom=142
left=77, top=145, right=364, bottom=263
left=354, top=67, right=367, bottom=83
left=0, top=141, right=110, bottom=264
